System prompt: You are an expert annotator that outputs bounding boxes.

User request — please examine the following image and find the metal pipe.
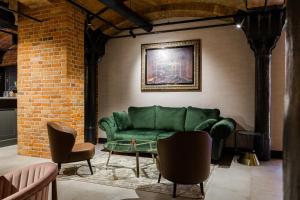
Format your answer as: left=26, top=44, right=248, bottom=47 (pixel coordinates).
left=67, top=0, right=122, bottom=31
left=98, top=0, right=153, bottom=32
left=110, top=22, right=235, bottom=39
left=122, top=15, right=235, bottom=31
left=0, top=5, right=42, bottom=22
left=0, top=28, right=17, bottom=35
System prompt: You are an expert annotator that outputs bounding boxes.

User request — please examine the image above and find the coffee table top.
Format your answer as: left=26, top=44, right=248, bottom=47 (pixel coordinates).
left=104, top=139, right=157, bottom=154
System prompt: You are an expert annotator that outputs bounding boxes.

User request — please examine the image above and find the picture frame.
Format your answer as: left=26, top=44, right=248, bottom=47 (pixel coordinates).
left=141, top=39, right=201, bottom=92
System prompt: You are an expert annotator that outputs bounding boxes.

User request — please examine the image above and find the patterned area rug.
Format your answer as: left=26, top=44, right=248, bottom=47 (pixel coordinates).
left=58, top=146, right=217, bottom=199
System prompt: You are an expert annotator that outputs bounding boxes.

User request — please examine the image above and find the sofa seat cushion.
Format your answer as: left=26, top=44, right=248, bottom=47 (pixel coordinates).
left=69, top=143, right=95, bottom=162
left=128, top=106, right=156, bottom=129
left=157, top=131, right=176, bottom=140
left=114, top=129, right=163, bottom=141
left=185, top=106, right=220, bottom=131
left=155, top=106, right=186, bottom=131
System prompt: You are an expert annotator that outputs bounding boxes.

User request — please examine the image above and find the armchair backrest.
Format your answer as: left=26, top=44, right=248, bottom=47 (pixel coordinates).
left=157, top=131, right=212, bottom=184
left=47, top=121, right=76, bottom=163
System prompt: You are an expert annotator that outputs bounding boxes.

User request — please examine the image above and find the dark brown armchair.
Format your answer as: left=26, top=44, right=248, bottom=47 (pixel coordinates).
left=156, top=131, right=212, bottom=198
left=47, top=122, right=95, bottom=175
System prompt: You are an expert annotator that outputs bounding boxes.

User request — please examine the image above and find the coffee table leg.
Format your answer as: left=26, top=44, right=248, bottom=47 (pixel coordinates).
left=136, top=152, right=139, bottom=178
left=106, top=151, right=112, bottom=166
left=151, top=154, right=156, bottom=164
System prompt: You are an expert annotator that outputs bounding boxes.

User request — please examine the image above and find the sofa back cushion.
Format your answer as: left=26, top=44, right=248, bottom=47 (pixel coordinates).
left=128, top=106, right=156, bottom=129
left=155, top=106, right=186, bottom=131
left=185, top=106, right=220, bottom=131
left=113, top=111, right=132, bottom=131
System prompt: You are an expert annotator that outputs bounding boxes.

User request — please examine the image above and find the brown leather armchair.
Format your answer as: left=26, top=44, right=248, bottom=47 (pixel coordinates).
left=47, top=122, right=95, bottom=175
left=156, top=131, right=212, bottom=198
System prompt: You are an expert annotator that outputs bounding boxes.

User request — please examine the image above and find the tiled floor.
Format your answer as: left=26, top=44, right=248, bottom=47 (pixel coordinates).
left=0, top=145, right=282, bottom=200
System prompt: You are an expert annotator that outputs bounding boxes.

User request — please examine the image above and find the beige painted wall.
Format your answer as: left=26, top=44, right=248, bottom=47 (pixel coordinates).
left=98, top=25, right=285, bottom=150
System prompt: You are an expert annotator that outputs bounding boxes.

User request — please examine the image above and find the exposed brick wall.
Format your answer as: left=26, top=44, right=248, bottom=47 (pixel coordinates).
left=17, top=0, right=85, bottom=158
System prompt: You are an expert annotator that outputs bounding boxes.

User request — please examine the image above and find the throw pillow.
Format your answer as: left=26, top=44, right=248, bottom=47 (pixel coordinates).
left=113, top=111, right=132, bottom=131
left=194, top=119, right=218, bottom=132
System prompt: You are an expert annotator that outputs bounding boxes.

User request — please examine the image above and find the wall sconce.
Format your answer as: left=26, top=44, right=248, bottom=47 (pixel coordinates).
left=236, top=18, right=245, bottom=29
left=234, top=10, right=246, bottom=29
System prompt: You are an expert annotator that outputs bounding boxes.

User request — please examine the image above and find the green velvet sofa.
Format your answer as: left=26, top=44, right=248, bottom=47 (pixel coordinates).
left=99, top=106, right=236, bottom=161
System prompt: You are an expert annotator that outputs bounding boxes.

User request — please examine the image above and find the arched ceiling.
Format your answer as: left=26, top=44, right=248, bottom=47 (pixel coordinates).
left=71, top=0, right=285, bottom=35
left=0, top=0, right=286, bottom=47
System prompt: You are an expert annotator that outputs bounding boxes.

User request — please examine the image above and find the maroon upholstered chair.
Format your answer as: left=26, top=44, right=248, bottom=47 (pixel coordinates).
left=47, top=122, right=95, bottom=175
left=156, top=131, right=212, bottom=198
left=0, top=162, right=58, bottom=200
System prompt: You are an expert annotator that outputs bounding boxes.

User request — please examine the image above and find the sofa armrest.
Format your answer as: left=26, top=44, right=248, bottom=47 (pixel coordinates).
left=98, top=116, right=118, bottom=141
left=210, top=118, right=236, bottom=140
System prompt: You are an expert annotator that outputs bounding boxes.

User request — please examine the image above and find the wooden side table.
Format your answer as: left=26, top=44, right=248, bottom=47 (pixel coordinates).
left=235, top=130, right=261, bottom=166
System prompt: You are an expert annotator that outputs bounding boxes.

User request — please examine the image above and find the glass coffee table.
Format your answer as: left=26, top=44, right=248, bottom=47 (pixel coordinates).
left=104, top=139, right=157, bottom=177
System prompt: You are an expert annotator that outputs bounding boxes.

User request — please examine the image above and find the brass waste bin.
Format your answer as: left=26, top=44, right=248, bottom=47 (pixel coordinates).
left=235, top=130, right=261, bottom=166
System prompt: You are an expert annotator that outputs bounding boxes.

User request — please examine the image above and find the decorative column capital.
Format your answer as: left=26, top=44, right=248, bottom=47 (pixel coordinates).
left=235, top=7, right=286, bottom=56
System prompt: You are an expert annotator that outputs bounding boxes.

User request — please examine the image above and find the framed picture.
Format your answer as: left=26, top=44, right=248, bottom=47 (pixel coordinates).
left=141, top=39, right=201, bottom=91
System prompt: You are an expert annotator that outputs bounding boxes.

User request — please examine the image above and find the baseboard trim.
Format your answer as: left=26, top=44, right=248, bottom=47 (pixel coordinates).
left=271, top=150, right=283, bottom=159
left=98, top=138, right=107, bottom=144
left=0, top=138, right=17, bottom=147
left=223, top=147, right=283, bottom=159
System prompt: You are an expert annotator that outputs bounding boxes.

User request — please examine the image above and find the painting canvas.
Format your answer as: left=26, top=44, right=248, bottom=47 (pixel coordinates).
left=141, top=40, right=201, bottom=91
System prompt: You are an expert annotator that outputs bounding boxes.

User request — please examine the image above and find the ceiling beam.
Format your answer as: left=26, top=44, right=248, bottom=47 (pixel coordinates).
left=124, top=14, right=235, bottom=31
left=67, top=0, right=122, bottom=31
left=0, top=5, right=42, bottom=22
left=89, top=0, right=127, bottom=21
left=0, top=28, right=17, bottom=35
left=0, top=19, right=17, bottom=32
left=110, top=22, right=235, bottom=39
left=98, top=0, right=153, bottom=32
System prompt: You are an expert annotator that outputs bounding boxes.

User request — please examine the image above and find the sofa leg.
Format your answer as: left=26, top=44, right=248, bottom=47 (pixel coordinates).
left=57, top=163, right=61, bottom=175
left=173, top=183, right=177, bottom=198
left=200, top=182, right=204, bottom=196
left=87, top=160, right=93, bottom=175
left=158, top=173, right=161, bottom=183
left=52, top=179, right=57, bottom=200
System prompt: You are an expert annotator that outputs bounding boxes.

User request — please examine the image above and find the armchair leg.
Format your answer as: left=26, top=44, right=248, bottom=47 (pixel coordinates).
left=87, top=159, right=93, bottom=175
left=158, top=173, right=161, bottom=183
left=52, top=179, right=57, bottom=200
left=173, top=183, right=177, bottom=198
left=200, top=182, right=204, bottom=196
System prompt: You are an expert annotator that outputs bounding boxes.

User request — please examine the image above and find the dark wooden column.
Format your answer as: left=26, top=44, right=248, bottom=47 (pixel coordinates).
left=284, top=1, right=300, bottom=199
left=84, top=27, right=108, bottom=144
left=235, top=7, right=285, bottom=160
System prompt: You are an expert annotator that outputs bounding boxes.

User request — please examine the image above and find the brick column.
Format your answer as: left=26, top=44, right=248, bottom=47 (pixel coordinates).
left=17, top=0, right=85, bottom=157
